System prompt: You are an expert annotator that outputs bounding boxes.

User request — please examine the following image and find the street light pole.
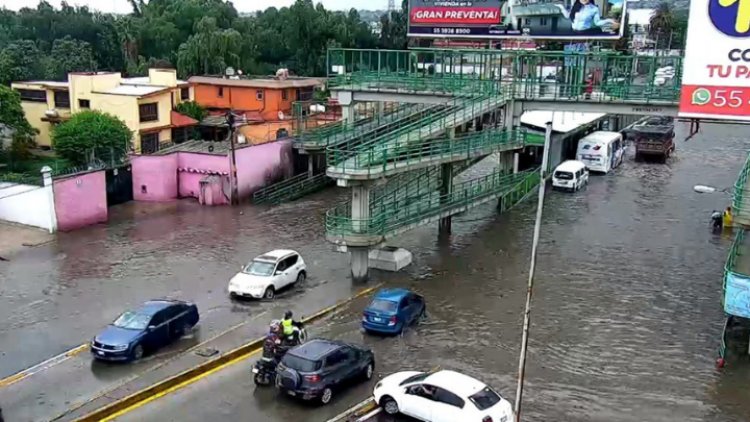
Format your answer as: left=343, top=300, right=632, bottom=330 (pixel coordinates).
left=514, top=120, right=552, bottom=422
left=226, top=110, right=239, bottom=205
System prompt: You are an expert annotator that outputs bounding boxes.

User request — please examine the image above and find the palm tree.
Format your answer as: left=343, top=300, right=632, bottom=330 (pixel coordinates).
left=649, top=2, right=676, bottom=50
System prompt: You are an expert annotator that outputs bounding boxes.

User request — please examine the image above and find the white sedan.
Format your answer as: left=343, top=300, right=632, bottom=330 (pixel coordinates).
left=228, top=250, right=306, bottom=300
left=373, top=370, right=514, bottom=422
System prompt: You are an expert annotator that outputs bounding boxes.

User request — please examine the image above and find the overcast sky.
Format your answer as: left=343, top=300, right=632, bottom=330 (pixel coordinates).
left=2, top=0, right=385, bottom=14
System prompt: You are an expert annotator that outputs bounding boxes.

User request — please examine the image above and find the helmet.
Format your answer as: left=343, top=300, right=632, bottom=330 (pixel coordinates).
left=284, top=310, right=293, bottom=320
left=269, top=319, right=281, bottom=333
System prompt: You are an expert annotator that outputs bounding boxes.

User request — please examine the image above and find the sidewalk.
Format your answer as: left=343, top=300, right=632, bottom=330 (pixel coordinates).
left=0, top=221, right=52, bottom=259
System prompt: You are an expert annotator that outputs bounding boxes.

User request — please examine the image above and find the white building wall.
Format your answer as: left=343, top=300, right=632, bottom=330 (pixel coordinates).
left=0, top=182, right=55, bottom=232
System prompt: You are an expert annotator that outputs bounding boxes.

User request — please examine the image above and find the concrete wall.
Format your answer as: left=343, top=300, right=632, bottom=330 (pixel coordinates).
left=177, top=152, right=230, bottom=199
left=235, top=139, right=294, bottom=197
left=131, top=154, right=179, bottom=201
left=0, top=182, right=55, bottom=232
left=53, top=170, right=108, bottom=231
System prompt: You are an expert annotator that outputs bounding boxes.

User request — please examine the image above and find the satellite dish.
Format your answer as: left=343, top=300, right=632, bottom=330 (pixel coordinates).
left=278, top=111, right=285, bottom=120
left=225, top=67, right=235, bottom=76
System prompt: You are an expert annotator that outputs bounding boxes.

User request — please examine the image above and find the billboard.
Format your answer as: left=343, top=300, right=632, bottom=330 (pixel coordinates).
left=679, top=0, right=750, bottom=121
left=407, top=0, right=626, bottom=40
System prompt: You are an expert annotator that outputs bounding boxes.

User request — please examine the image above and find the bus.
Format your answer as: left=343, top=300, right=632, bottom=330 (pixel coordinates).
left=575, top=131, right=624, bottom=174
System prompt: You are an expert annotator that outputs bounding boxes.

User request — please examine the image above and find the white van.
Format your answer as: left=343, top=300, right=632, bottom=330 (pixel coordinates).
left=552, top=160, right=589, bottom=191
left=576, top=131, right=624, bottom=173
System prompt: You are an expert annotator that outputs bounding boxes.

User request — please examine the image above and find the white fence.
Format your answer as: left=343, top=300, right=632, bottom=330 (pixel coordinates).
left=0, top=171, right=57, bottom=233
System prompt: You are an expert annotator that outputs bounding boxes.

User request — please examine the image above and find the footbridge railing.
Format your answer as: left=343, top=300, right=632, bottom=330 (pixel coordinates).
left=327, top=48, right=682, bottom=104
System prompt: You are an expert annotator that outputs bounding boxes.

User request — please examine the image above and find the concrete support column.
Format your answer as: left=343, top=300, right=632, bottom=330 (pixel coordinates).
left=41, top=166, right=57, bottom=234
left=342, top=104, right=355, bottom=126
left=513, top=152, right=520, bottom=174
left=439, top=162, right=453, bottom=235
left=350, top=183, right=371, bottom=282
left=307, top=154, right=314, bottom=178
left=376, top=102, right=385, bottom=119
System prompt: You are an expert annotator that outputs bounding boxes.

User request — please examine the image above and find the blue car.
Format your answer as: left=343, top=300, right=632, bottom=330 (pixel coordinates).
left=91, top=299, right=199, bottom=362
left=362, top=288, right=425, bottom=335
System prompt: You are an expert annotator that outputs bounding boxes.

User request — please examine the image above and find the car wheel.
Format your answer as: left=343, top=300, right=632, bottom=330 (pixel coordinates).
left=294, top=271, right=306, bottom=284
left=263, top=286, right=275, bottom=300
left=381, top=396, right=399, bottom=415
left=131, top=344, right=144, bottom=361
left=179, top=322, right=192, bottom=338
left=363, top=362, right=374, bottom=380
left=320, top=387, right=333, bottom=405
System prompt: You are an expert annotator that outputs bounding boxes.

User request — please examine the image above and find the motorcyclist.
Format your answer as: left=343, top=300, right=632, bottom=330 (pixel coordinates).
left=280, top=311, right=301, bottom=345
left=262, top=320, right=285, bottom=361
left=711, top=210, right=723, bottom=229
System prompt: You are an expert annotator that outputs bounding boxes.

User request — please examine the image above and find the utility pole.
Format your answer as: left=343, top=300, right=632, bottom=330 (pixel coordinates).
left=514, top=120, right=552, bottom=422
left=226, top=110, right=239, bottom=205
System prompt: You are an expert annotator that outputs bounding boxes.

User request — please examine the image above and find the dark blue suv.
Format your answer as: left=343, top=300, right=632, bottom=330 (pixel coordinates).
left=275, top=339, right=375, bottom=405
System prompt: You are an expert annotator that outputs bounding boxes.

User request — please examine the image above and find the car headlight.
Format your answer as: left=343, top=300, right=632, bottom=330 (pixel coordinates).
left=113, top=344, right=129, bottom=351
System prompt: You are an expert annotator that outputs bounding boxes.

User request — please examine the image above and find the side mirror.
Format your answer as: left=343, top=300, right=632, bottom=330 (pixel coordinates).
left=275, top=271, right=283, bottom=275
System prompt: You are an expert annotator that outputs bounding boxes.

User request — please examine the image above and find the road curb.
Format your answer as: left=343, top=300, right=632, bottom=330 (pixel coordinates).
left=325, top=398, right=378, bottom=422
left=73, top=284, right=381, bottom=422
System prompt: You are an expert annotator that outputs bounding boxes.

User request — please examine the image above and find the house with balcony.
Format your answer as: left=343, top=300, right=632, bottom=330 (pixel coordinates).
left=12, top=68, right=197, bottom=154
left=189, top=73, right=324, bottom=145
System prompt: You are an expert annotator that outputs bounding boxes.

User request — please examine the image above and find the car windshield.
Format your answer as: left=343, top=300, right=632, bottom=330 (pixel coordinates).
left=281, top=354, right=321, bottom=372
left=112, top=311, right=151, bottom=330
left=243, top=260, right=275, bottom=276
left=554, top=171, right=573, bottom=180
left=399, top=372, right=430, bottom=386
left=469, top=386, right=502, bottom=411
left=368, top=299, right=398, bottom=313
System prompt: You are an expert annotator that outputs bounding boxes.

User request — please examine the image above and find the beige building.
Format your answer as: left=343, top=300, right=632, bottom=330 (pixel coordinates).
left=11, top=69, right=196, bottom=153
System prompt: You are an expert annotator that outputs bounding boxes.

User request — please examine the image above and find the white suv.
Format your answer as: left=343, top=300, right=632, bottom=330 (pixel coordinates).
left=228, top=250, right=306, bottom=300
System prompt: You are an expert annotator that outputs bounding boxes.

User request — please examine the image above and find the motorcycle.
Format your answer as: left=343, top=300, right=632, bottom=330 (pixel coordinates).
left=252, top=325, right=307, bottom=387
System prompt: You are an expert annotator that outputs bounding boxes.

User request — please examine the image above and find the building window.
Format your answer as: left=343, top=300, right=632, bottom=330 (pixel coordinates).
left=139, top=102, right=158, bottom=122
left=256, top=90, right=264, bottom=101
left=17, top=89, right=47, bottom=102
left=217, top=87, right=224, bottom=98
left=171, top=128, right=189, bottom=144
left=141, top=132, right=159, bottom=154
left=281, top=89, right=288, bottom=101
left=524, top=18, right=532, bottom=26
left=78, top=99, right=90, bottom=108
left=53, top=90, right=70, bottom=108
left=180, top=87, right=190, bottom=101
left=539, top=17, right=547, bottom=26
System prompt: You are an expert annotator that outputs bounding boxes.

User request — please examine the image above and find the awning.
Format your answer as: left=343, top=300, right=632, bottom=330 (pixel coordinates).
left=171, top=111, right=199, bottom=128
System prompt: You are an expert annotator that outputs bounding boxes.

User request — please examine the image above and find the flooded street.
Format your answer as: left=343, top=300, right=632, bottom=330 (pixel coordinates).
left=2, top=122, right=750, bottom=421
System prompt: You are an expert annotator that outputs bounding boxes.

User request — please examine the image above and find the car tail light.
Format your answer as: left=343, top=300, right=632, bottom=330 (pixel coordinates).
left=482, top=417, right=493, bottom=422
left=304, top=374, right=320, bottom=383
left=388, top=315, right=397, bottom=326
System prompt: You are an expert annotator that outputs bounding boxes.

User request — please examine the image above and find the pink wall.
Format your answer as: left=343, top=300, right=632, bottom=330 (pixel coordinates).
left=131, top=154, right=178, bottom=201
left=235, top=140, right=294, bottom=197
left=177, top=152, right=230, bottom=199
left=53, top=170, right=108, bottom=231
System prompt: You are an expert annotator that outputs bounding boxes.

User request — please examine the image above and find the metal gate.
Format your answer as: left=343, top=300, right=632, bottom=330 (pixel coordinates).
left=106, top=165, right=133, bottom=206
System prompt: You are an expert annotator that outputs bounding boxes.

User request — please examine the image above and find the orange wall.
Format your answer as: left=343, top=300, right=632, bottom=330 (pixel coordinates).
left=193, top=84, right=296, bottom=120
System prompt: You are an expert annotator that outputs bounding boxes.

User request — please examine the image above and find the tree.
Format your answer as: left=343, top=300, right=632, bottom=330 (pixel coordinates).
left=175, top=101, right=207, bottom=122
left=46, top=36, right=98, bottom=80
left=650, top=2, right=676, bottom=49
left=0, top=40, right=45, bottom=85
left=176, top=16, right=241, bottom=76
left=52, top=111, right=132, bottom=166
left=0, top=86, right=36, bottom=140
left=379, top=0, right=408, bottom=50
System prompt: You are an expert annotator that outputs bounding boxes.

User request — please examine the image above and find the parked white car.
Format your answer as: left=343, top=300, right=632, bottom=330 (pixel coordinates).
left=228, top=250, right=306, bottom=300
left=373, top=370, right=514, bottom=422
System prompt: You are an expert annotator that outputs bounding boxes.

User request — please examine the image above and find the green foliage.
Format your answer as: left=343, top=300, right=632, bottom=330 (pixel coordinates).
left=46, top=36, right=98, bottom=80
left=0, top=85, right=36, bottom=139
left=0, top=0, right=385, bottom=81
left=175, top=101, right=207, bottom=122
left=52, top=111, right=132, bottom=166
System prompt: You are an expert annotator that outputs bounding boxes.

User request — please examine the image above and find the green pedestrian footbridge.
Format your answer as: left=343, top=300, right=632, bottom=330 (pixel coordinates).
left=256, top=48, right=684, bottom=280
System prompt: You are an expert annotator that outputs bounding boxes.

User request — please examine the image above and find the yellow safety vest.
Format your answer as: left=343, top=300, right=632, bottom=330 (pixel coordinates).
left=282, top=318, right=294, bottom=335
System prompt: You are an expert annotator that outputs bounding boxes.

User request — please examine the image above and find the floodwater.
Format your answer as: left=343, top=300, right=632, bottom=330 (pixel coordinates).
left=2, top=122, right=750, bottom=421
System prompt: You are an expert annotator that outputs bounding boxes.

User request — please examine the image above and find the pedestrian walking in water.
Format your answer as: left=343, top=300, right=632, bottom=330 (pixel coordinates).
left=723, top=206, right=733, bottom=229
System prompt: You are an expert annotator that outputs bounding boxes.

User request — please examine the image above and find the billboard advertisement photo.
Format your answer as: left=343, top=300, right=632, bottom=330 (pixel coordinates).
left=679, top=0, right=750, bottom=121
left=408, top=0, right=626, bottom=39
